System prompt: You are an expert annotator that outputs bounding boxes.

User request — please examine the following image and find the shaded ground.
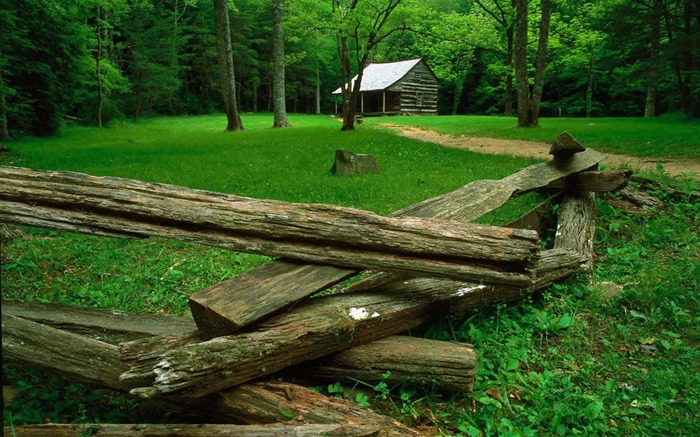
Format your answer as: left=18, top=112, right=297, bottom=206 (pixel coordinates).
left=384, top=124, right=700, bottom=180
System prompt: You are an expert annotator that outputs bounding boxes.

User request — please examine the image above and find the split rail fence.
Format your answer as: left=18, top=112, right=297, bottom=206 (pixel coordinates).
left=1, top=132, right=633, bottom=436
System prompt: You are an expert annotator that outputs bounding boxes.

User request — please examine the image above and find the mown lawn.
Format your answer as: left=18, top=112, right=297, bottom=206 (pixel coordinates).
left=2, top=114, right=699, bottom=436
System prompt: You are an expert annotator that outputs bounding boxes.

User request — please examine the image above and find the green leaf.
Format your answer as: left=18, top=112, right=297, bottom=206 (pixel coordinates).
left=583, top=401, right=604, bottom=420
left=555, top=314, right=575, bottom=330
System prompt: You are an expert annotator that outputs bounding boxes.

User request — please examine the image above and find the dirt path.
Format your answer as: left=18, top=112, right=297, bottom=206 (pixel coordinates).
left=384, top=124, right=700, bottom=180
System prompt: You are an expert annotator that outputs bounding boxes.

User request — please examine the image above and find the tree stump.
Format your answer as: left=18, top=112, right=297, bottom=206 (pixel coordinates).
left=330, top=150, right=379, bottom=176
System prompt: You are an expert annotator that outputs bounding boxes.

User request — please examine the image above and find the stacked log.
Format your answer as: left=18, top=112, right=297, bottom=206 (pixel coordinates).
left=0, top=132, right=633, bottom=434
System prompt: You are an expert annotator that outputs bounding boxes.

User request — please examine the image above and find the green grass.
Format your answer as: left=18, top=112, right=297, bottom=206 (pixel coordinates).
left=2, top=114, right=699, bottom=435
left=5, top=114, right=539, bottom=215
left=364, top=114, right=700, bottom=159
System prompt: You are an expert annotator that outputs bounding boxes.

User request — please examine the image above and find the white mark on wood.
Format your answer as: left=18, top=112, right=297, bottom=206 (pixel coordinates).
left=555, top=223, right=562, bottom=238
left=349, top=307, right=371, bottom=320
left=265, top=213, right=289, bottom=220
left=371, top=312, right=380, bottom=318
left=454, top=285, right=487, bottom=297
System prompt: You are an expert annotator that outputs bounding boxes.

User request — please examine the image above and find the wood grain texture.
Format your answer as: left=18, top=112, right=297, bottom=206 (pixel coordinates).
left=0, top=166, right=539, bottom=286
left=2, top=423, right=383, bottom=437
left=292, top=336, right=476, bottom=393
left=546, top=170, right=632, bottom=192
left=553, top=192, right=597, bottom=271
left=2, top=314, right=138, bottom=391
left=2, top=300, right=196, bottom=342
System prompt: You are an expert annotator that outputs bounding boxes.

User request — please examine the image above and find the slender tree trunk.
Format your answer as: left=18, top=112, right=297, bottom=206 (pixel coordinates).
left=452, top=80, right=464, bottom=115
left=585, top=54, right=595, bottom=118
left=660, top=0, right=691, bottom=114
left=644, top=12, right=660, bottom=117
left=514, top=0, right=552, bottom=127
left=338, top=35, right=357, bottom=131
left=0, top=48, right=9, bottom=140
left=530, top=0, right=552, bottom=119
left=316, top=62, right=321, bottom=114
left=96, top=7, right=104, bottom=128
left=271, top=0, right=289, bottom=127
left=514, top=0, right=531, bottom=126
left=504, top=26, right=514, bottom=116
left=214, top=0, right=243, bottom=131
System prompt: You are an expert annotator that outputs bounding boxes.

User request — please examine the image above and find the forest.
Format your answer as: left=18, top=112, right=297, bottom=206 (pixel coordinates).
left=1, top=0, right=699, bottom=138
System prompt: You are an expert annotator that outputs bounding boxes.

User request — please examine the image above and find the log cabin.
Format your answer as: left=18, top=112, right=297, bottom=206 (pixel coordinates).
left=332, top=58, right=439, bottom=116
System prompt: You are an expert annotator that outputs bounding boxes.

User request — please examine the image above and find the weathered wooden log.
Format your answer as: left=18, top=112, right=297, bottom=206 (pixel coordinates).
left=189, top=149, right=607, bottom=339
left=206, top=380, right=424, bottom=436
left=189, top=260, right=356, bottom=339
left=2, top=300, right=196, bottom=341
left=330, top=149, right=379, bottom=175
left=290, top=336, right=476, bottom=394
left=545, top=170, right=632, bottom=192
left=123, top=246, right=588, bottom=400
left=553, top=192, right=597, bottom=271
left=394, top=148, right=606, bottom=220
left=1, top=312, right=422, bottom=436
left=3, top=301, right=466, bottom=397
left=2, top=424, right=382, bottom=437
left=0, top=166, right=540, bottom=287
left=619, top=186, right=664, bottom=209
left=549, top=131, right=585, bottom=161
left=2, top=315, right=140, bottom=391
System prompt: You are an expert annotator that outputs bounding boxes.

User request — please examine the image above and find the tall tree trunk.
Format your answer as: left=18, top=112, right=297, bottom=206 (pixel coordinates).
left=514, top=0, right=552, bottom=128
left=530, top=0, right=552, bottom=120
left=661, top=0, right=691, bottom=114
left=645, top=1, right=660, bottom=118
left=316, top=61, right=321, bottom=114
left=214, top=0, right=243, bottom=131
left=0, top=48, right=9, bottom=141
left=504, top=26, right=514, bottom=116
left=514, top=0, right=532, bottom=126
left=338, top=35, right=357, bottom=131
left=452, top=80, right=464, bottom=115
left=96, top=7, right=104, bottom=128
left=585, top=54, right=595, bottom=118
left=271, top=0, right=289, bottom=127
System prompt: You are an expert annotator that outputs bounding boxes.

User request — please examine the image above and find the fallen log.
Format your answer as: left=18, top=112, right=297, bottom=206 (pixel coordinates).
left=545, top=170, right=632, bottom=192
left=123, top=248, right=587, bottom=400
left=0, top=166, right=540, bottom=287
left=2, top=423, right=382, bottom=437
left=2, top=301, right=473, bottom=397
left=289, top=336, right=476, bottom=394
left=206, top=380, right=425, bottom=436
left=189, top=148, right=607, bottom=338
left=1, top=312, right=422, bottom=437
left=2, top=300, right=195, bottom=341
left=2, top=315, right=140, bottom=391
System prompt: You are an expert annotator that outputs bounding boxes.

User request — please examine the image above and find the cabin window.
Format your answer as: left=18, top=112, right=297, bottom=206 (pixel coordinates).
left=417, top=91, right=424, bottom=107
left=413, top=72, right=422, bottom=80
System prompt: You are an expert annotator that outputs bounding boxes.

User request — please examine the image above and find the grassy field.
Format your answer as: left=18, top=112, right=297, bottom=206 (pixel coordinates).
left=364, top=114, right=700, bottom=159
left=2, top=114, right=699, bottom=436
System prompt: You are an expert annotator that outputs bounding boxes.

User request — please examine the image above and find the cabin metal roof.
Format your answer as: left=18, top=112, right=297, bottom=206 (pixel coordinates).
left=331, top=58, right=424, bottom=94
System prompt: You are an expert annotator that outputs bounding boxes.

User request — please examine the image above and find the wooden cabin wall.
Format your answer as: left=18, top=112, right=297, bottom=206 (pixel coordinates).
left=396, top=62, right=438, bottom=115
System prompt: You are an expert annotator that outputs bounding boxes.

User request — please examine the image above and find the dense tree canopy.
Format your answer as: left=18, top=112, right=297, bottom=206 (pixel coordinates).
left=1, top=0, right=698, bottom=137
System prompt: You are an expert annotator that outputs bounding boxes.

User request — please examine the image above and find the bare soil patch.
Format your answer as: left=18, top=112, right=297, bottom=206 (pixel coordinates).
left=385, top=124, right=700, bottom=180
